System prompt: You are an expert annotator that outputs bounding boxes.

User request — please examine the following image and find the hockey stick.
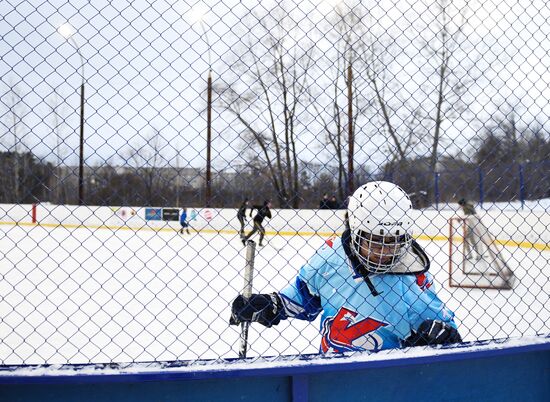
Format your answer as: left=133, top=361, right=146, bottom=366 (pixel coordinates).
left=239, top=240, right=256, bottom=358
left=265, top=237, right=285, bottom=251
left=264, top=221, right=284, bottom=250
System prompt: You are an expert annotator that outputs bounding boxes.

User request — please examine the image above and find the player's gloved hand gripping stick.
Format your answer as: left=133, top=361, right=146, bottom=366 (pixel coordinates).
left=230, top=240, right=284, bottom=357
left=230, top=293, right=282, bottom=328
left=235, top=240, right=256, bottom=358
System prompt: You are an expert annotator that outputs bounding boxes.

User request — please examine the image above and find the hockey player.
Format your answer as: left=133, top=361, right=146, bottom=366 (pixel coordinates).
left=242, top=200, right=272, bottom=247
left=237, top=198, right=250, bottom=239
left=458, top=198, right=477, bottom=216
left=458, top=198, right=482, bottom=259
left=179, top=208, right=191, bottom=235
left=231, top=182, right=461, bottom=352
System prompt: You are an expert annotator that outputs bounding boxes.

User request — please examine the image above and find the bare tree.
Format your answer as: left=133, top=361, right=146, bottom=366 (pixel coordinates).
left=215, top=5, right=315, bottom=208
left=2, top=81, right=28, bottom=202
left=174, top=141, right=183, bottom=208
left=416, top=0, right=474, bottom=172
left=359, top=25, right=419, bottom=164
left=315, top=3, right=375, bottom=199
left=47, top=90, right=69, bottom=204
left=126, top=127, right=166, bottom=206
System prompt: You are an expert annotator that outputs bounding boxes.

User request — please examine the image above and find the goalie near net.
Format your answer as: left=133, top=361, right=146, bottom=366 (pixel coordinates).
left=448, top=216, right=515, bottom=290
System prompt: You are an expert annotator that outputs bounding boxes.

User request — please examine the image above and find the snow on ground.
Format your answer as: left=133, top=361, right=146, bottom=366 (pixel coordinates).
left=0, top=221, right=549, bottom=365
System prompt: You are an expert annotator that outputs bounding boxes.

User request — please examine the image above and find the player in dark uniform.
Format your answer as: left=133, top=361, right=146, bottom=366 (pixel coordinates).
left=242, top=200, right=272, bottom=247
left=237, top=198, right=249, bottom=239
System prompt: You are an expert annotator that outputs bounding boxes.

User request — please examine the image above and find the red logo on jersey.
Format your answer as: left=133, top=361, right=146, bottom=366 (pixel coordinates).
left=320, top=307, right=387, bottom=353
left=415, top=273, right=432, bottom=291
left=325, top=236, right=336, bottom=248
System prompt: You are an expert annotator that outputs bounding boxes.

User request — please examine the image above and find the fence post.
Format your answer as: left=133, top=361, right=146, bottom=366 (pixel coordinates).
left=434, top=171, right=440, bottom=210
left=478, top=166, right=484, bottom=209
left=519, top=163, right=525, bottom=210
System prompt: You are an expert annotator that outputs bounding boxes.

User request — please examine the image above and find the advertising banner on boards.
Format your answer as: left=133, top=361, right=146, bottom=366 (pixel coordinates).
left=145, top=208, right=162, bottom=221
left=162, top=208, right=180, bottom=221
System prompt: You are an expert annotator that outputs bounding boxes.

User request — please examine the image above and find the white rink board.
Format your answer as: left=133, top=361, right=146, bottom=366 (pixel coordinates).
left=0, top=223, right=549, bottom=365
left=2, top=203, right=550, bottom=245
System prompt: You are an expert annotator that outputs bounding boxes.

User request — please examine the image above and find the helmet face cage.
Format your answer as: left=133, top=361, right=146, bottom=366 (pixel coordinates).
left=347, top=181, right=415, bottom=274
left=351, top=230, right=412, bottom=274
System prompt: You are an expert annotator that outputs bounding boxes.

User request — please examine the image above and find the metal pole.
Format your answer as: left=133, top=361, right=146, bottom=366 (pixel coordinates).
left=347, top=62, right=354, bottom=196
left=199, top=20, right=213, bottom=208
left=478, top=166, right=484, bottom=208
left=206, top=69, right=212, bottom=207
left=69, top=35, right=85, bottom=206
left=434, top=171, right=440, bottom=210
left=519, top=163, right=525, bottom=210
left=79, top=82, right=85, bottom=205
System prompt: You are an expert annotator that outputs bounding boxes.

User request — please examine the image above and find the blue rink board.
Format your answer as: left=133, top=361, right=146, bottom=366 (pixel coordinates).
left=0, top=336, right=549, bottom=402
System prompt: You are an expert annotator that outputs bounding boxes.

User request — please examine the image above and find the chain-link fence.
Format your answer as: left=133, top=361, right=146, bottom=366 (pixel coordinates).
left=1, top=0, right=549, bottom=365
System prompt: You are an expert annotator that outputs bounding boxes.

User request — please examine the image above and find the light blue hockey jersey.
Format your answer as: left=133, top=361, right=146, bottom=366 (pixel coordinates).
left=279, top=235, right=457, bottom=352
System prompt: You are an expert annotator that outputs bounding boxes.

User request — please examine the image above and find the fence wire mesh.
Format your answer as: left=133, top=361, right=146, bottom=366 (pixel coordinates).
left=1, top=0, right=549, bottom=365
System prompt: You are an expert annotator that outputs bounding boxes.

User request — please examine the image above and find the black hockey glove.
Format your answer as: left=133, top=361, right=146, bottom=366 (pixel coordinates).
left=403, top=320, right=462, bottom=347
left=229, top=293, right=283, bottom=328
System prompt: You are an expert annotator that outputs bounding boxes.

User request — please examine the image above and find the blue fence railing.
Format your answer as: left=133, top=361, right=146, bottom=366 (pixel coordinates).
left=384, top=161, right=550, bottom=209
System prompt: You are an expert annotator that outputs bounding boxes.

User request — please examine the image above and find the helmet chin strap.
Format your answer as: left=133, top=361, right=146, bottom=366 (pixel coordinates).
left=341, top=229, right=383, bottom=296
left=362, top=273, right=382, bottom=296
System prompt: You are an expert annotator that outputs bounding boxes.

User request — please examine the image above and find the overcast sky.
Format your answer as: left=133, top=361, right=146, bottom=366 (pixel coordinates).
left=1, top=0, right=549, bottom=171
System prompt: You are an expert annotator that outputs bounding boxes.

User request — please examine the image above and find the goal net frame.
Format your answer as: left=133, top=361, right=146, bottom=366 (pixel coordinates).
left=448, top=216, right=515, bottom=290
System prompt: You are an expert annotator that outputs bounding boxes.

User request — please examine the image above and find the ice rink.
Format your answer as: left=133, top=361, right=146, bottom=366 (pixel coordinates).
left=1, top=222, right=549, bottom=365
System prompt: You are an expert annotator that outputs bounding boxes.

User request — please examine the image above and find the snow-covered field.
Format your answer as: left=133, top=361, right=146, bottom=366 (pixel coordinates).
left=0, top=222, right=548, bottom=365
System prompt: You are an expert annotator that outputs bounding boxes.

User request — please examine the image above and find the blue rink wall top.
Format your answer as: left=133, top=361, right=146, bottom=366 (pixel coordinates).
left=0, top=335, right=549, bottom=402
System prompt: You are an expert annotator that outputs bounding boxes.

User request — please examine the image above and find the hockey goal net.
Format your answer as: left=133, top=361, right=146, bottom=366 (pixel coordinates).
left=448, top=216, right=515, bottom=290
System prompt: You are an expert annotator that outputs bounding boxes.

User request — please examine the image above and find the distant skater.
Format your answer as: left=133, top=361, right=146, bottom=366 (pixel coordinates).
left=458, top=198, right=481, bottom=259
left=237, top=198, right=249, bottom=239
left=458, top=198, right=477, bottom=216
left=179, top=208, right=191, bottom=235
left=242, top=200, right=272, bottom=247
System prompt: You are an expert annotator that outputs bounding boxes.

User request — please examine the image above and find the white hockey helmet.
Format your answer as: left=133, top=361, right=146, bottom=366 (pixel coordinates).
left=347, top=181, right=414, bottom=274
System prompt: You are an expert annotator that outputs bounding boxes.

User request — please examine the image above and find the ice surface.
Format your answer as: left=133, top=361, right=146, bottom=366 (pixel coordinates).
left=0, top=221, right=548, bottom=365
